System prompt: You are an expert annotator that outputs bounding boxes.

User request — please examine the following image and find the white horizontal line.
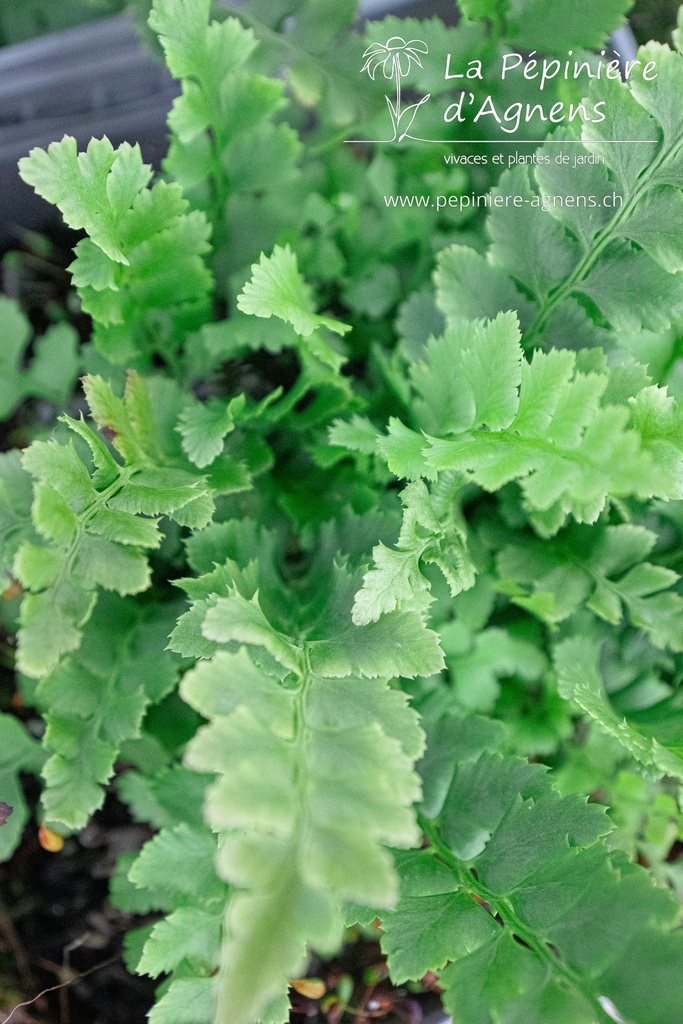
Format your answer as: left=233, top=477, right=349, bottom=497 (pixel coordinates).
left=346, top=139, right=655, bottom=144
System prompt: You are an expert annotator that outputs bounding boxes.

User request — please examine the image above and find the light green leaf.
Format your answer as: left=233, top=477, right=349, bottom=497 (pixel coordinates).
left=176, top=399, right=238, bottom=468
left=434, top=246, right=534, bottom=330
left=180, top=649, right=295, bottom=737
left=411, top=312, right=523, bottom=436
left=308, top=610, right=445, bottom=680
left=19, top=137, right=151, bottom=262
left=202, top=593, right=301, bottom=673
left=176, top=617, right=425, bottom=1024
left=129, top=823, right=226, bottom=907
left=328, top=415, right=380, bottom=456
left=34, top=597, right=180, bottom=828
left=237, top=245, right=351, bottom=338
left=504, top=0, right=631, bottom=51
left=138, top=907, right=222, bottom=976
left=148, top=978, right=215, bottom=1024
left=352, top=544, right=429, bottom=625
left=0, top=299, right=79, bottom=419
left=488, top=167, right=580, bottom=301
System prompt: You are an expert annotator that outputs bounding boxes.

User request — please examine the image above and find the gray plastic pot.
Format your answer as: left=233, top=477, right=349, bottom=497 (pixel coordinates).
left=0, top=14, right=176, bottom=245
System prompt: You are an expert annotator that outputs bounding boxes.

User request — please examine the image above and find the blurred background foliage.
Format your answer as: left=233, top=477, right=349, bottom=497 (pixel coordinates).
left=1, top=1, right=678, bottom=50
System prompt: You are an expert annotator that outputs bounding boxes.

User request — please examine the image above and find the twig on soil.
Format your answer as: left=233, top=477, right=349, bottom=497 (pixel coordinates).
left=0, top=953, right=121, bottom=1024
left=37, top=934, right=90, bottom=1024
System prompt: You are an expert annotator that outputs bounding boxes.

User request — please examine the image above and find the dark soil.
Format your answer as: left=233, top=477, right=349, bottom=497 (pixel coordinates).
left=0, top=791, right=158, bottom=1024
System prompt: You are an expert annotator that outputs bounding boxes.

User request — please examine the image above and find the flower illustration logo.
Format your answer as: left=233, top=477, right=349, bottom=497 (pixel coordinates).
left=361, top=37, right=430, bottom=142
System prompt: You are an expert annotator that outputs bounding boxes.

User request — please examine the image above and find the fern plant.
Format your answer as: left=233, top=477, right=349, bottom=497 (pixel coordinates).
left=3, top=1, right=683, bottom=1023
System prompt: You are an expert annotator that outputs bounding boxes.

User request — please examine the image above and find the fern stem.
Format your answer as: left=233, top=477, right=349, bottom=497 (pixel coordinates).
left=416, top=812, right=613, bottom=1023
left=51, top=467, right=133, bottom=615
left=526, top=131, right=683, bottom=344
